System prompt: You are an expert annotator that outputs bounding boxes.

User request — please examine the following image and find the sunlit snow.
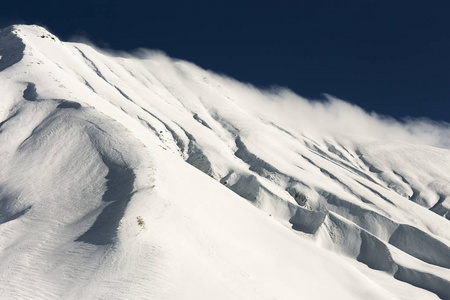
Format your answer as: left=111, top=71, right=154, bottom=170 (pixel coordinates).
left=0, top=25, right=449, bottom=300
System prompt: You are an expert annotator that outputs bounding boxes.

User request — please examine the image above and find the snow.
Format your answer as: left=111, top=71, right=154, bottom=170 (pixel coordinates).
left=0, top=24, right=449, bottom=299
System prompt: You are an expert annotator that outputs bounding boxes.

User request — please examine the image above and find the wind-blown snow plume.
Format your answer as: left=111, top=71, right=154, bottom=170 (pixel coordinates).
left=75, top=41, right=450, bottom=150
left=183, top=72, right=450, bottom=149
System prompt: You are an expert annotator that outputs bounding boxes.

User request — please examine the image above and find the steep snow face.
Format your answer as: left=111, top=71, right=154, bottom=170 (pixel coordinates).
left=0, top=25, right=449, bottom=300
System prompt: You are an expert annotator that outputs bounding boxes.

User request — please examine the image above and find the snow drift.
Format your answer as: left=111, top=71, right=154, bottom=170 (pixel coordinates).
left=0, top=25, right=449, bottom=300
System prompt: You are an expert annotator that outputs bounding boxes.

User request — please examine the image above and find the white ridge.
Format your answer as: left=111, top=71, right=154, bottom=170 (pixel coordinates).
left=0, top=25, right=449, bottom=300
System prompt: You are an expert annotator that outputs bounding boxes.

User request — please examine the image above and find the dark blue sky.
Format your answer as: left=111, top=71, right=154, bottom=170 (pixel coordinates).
left=2, top=1, right=450, bottom=122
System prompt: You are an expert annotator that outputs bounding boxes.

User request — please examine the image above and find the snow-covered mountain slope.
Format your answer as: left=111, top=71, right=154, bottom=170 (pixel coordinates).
left=0, top=25, right=449, bottom=299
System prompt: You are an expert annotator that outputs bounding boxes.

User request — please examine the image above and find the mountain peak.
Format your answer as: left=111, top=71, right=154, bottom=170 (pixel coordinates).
left=1, top=24, right=55, bottom=37
left=0, top=24, right=61, bottom=50
left=0, top=24, right=64, bottom=75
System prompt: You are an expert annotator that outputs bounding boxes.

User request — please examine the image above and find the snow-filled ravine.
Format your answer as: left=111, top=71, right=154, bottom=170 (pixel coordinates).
left=0, top=25, right=449, bottom=300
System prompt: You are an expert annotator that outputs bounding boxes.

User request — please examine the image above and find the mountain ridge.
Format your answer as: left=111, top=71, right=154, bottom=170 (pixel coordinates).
left=0, top=24, right=449, bottom=299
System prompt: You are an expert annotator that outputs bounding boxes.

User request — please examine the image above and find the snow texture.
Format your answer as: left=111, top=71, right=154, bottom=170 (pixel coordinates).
left=0, top=25, right=449, bottom=300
